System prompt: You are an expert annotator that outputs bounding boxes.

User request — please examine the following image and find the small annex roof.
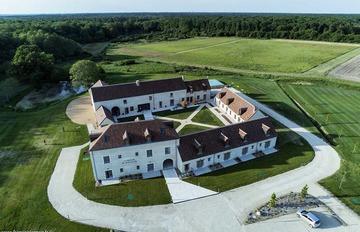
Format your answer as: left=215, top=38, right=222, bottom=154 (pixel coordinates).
left=95, top=106, right=114, bottom=125
left=184, top=79, right=210, bottom=92
left=89, top=119, right=179, bottom=151
left=90, top=77, right=187, bottom=102
left=216, top=87, right=256, bottom=121
left=178, top=117, right=276, bottom=162
left=91, top=80, right=108, bottom=88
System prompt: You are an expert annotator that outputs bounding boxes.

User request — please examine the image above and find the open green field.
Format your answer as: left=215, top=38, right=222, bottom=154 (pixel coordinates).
left=112, top=38, right=356, bottom=73
left=191, top=107, right=224, bottom=126
left=74, top=147, right=172, bottom=206
left=282, top=83, right=360, bottom=214
left=154, top=106, right=199, bottom=119
left=0, top=98, right=104, bottom=231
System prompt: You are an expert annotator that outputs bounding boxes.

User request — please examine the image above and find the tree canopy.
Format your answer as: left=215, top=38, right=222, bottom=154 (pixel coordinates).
left=11, top=44, right=55, bottom=86
left=69, top=60, right=105, bottom=88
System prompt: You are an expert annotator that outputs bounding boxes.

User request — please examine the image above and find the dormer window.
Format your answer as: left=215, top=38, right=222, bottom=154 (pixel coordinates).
left=262, top=123, right=270, bottom=136
left=144, top=128, right=152, bottom=142
left=220, top=133, right=230, bottom=147
left=123, top=99, right=127, bottom=104
left=193, top=139, right=203, bottom=154
left=239, top=129, right=248, bottom=142
left=123, top=131, right=130, bottom=145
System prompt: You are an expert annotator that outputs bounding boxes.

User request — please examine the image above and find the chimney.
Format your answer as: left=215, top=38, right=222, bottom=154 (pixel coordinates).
left=144, top=128, right=152, bottom=142
left=136, top=80, right=140, bottom=86
left=239, top=129, right=248, bottom=141
left=193, top=139, right=203, bottom=154
left=220, top=132, right=230, bottom=147
left=262, top=123, right=270, bottom=136
left=123, top=130, right=130, bottom=145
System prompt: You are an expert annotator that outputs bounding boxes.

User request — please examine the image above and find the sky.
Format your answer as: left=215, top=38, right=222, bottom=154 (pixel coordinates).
left=0, top=0, right=360, bottom=15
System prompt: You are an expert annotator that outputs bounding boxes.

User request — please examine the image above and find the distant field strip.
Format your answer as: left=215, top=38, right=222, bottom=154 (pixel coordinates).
left=112, top=38, right=356, bottom=73
left=328, top=53, right=360, bottom=82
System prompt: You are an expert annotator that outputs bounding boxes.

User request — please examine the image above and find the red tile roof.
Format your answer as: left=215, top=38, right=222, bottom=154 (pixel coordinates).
left=216, top=87, right=256, bottom=121
left=89, top=119, right=179, bottom=151
left=90, top=77, right=187, bottom=102
left=178, top=117, right=277, bottom=162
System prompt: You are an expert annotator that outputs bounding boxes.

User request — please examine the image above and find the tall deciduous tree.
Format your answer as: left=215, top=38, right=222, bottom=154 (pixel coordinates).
left=69, top=60, right=105, bottom=88
left=11, top=44, right=55, bottom=86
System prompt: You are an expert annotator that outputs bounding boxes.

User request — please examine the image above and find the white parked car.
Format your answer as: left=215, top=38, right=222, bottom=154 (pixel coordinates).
left=297, top=209, right=321, bottom=228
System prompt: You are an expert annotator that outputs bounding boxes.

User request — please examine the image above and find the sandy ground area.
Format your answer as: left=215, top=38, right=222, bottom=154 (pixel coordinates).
left=66, top=96, right=96, bottom=125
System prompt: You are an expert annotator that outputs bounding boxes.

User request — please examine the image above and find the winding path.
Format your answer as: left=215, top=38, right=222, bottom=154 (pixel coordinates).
left=48, top=91, right=360, bottom=232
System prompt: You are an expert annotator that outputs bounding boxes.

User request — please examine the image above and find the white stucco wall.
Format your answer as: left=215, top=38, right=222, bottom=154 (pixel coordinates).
left=90, top=139, right=179, bottom=180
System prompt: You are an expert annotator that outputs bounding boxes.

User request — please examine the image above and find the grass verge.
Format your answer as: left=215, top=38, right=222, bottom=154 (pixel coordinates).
left=177, top=124, right=212, bottom=136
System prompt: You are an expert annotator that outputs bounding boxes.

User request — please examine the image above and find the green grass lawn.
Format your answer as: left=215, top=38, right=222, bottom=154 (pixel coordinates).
left=118, top=114, right=145, bottom=123
left=113, top=38, right=355, bottom=73
left=153, top=106, right=199, bottom=119
left=177, top=124, right=211, bottom=136
left=282, top=83, right=360, bottom=214
left=73, top=146, right=171, bottom=207
left=0, top=97, right=103, bottom=231
left=173, top=121, right=181, bottom=129
left=185, top=122, right=314, bottom=192
left=191, top=107, right=224, bottom=126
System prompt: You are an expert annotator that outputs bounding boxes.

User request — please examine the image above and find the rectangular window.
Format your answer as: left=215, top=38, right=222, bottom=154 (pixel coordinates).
left=242, top=147, right=249, bottom=155
left=186, top=97, right=189, bottom=102
left=147, top=150, right=153, bottom=157
left=147, top=163, right=154, bottom=172
left=120, top=168, right=123, bottom=173
left=149, top=96, right=152, bottom=101
left=196, top=159, right=204, bottom=168
left=130, top=106, right=134, bottom=111
left=182, top=98, right=185, bottom=102
left=123, top=99, right=127, bottom=104
left=265, top=141, right=271, bottom=148
left=165, top=147, right=171, bottom=155
left=103, top=156, right=110, bottom=164
left=224, top=152, right=231, bottom=160
left=136, top=165, right=140, bottom=170
left=208, top=157, right=211, bottom=162
left=105, top=170, right=113, bottom=178
left=197, top=95, right=200, bottom=100
left=159, top=101, right=163, bottom=108
left=118, top=155, right=122, bottom=159
left=170, top=99, right=174, bottom=106
left=170, top=93, right=173, bottom=97
left=203, top=94, right=206, bottom=100
left=184, top=163, right=190, bottom=172
left=135, top=152, right=139, bottom=156
left=217, top=155, right=220, bottom=159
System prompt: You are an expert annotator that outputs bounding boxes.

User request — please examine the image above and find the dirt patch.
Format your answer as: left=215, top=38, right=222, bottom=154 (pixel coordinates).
left=66, top=96, right=96, bottom=125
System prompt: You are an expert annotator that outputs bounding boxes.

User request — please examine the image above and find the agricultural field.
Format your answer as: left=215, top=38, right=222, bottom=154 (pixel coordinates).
left=328, top=54, right=360, bottom=82
left=283, top=83, right=360, bottom=214
left=112, top=38, right=356, bottom=73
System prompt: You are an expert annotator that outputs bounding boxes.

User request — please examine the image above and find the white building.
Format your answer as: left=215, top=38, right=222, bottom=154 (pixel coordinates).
left=214, top=87, right=265, bottom=123
left=89, top=77, right=211, bottom=124
left=89, top=117, right=277, bottom=182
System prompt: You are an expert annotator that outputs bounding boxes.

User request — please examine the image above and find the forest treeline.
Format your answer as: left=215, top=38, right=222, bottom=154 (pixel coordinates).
left=1, top=13, right=360, bottom=81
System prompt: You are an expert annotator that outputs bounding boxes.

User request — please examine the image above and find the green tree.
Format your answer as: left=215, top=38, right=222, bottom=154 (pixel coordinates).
left=11, top=44, right=55, bottom=86
left=301, top=184, right=309, bottom=199
left=0, top=78, right=19, bottom=102
left=69, top=60, right=105, bottom=88
left=270, top=192, right=277, bottom=207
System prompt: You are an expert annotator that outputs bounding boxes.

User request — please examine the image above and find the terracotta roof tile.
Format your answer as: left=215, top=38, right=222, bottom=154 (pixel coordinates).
left=216, top=87, right=256, bottom=121
left=89, top=119, right=179, bottom=151
left=178, top=117, right=277, bottom=162
left=90, top=77, right=186, bottom=102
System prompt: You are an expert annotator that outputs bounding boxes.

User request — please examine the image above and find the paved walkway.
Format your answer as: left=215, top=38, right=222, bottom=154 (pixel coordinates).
left=48, top=90, right=360, bottom=232
left=163, top=168, right=218, bottom=203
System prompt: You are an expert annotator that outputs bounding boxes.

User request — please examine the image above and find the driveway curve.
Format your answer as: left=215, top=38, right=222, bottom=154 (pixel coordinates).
left=48, top=90, right=360, bottom=232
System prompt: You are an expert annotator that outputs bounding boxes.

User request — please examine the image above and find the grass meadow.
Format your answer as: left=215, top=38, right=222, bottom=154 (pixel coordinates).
left=112, top=38, right=356, bottom=73
left=0, top=98, right=105, bottom=231
left=282, top=83, right=360, bottom=214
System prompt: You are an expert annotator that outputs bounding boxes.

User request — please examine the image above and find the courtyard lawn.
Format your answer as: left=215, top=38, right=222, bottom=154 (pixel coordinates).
left=282, top=83, right=360, bottom=214
left=113, top=38, right=356, bottom=73
left=118, top=114, right=145, bottom=123
left=185, top=122, right=315, bottom=192
left=153, top=106, right=199, bottom=120
left=0, top=97, right=104, bottom=231
left=177, top=124, right=212, bottom=136
left=73, top=147, right=171, bottom=206
left=191, top=107, right=224, bottom=126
